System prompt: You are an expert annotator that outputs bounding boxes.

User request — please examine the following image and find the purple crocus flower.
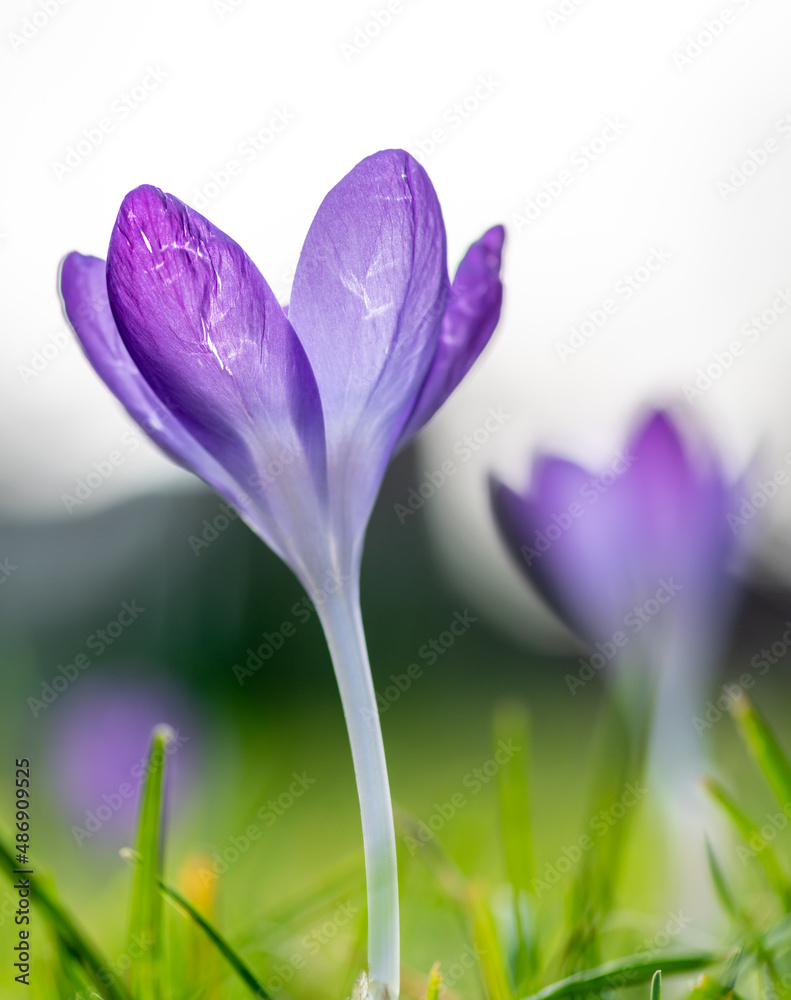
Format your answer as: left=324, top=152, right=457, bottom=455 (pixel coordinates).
left=490, top=411, right=738, bottom=766
left=60, top=149, right=504, bottom=1000
left=49, top=672, right=197, bottom=849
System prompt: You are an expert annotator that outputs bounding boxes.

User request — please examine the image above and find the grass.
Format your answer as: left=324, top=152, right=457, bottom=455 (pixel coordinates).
left=5, top=665, right=791, bottom=999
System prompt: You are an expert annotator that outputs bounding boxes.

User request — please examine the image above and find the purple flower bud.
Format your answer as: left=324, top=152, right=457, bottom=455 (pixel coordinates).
left=490, top=410, right=739, bottom=674
left=60, top=149, right=504, bottom=1000
left=60, top=149, right=504, bottom=588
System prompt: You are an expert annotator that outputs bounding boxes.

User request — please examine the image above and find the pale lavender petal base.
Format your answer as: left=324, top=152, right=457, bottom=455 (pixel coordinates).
left=288, top=149, right=449, bottom=560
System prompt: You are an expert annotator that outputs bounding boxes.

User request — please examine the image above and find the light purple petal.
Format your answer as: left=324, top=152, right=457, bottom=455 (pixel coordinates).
left=491, top=458, right=630, bottom=645
left=625, top=412, right=697, bottom=550
left=288, top=149, right=448, bottom=559
left=49, top=673, right=199, bottom=844
left=492, top=410, right=739, bottom=666
left=400, top=225, right=505, bottom=445
left=60, top=252, right=254, bottom=519
left=105, top=186, right=329, bottom=576
left=624, top=410, right=737, bottom=620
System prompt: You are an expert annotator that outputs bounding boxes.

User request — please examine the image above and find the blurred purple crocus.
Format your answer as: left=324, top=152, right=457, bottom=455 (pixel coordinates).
left=50, top=672, right=196, bottom=848
left=490, top=411, right=739, bottom=760
left=60, top=149, right=504, bottom=1000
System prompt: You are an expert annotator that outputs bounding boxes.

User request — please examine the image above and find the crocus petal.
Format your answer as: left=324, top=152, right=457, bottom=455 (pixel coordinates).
left=491, top=459, right=632, bottom=645
left=492, top=409, right=740, bottom=685
left=60, top=252, right=255, bottom=519
left=105, top=185, right=328, bottom=576
left=624, top=411, right=737, bottom=617
left=288, top=149, right=449, bottom=560
left=399, top=225, right=505, bottom=445
left=626, top=412, right=698, bottom=551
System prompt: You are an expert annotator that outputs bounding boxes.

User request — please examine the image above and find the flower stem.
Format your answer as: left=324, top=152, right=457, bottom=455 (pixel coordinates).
left=316, top=578, right=399, bottom=1000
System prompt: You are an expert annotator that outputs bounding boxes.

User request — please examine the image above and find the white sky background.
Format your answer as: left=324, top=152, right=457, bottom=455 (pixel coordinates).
left=3, top=0, right=791, bottom=644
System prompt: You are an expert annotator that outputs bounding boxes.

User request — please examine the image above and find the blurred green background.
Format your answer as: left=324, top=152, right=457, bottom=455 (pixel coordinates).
left=3, top=443, right=791, bottom=998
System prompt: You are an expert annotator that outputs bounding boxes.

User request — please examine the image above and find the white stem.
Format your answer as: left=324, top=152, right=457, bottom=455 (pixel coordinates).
left=316, top=579, right=399, bottom=1000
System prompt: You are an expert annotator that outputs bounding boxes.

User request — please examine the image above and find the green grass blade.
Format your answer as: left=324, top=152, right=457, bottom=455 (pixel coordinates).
left=518, top=951, right=720, bottom=1000
left=650, top=970, right=662, bottom=1000
left=51, top=937, right=95, bottom=1000
left=159, top=878, right=273, bottom=999
left=764, top=913, right=791, bottom=949
left=704, top=777, right=791, bottom=907
left=494, top=703, right=538, bottom=990
left=426, top=962, right=442, bottom=1000
left=699, top=844, right=782, bottom=993
left=731, top=695, right=791, bottom=808
left=264, top=857, right=362, bottom=939
left=0, top=832, right=132, bottom=1000
left=562, top=675, right=652, bottom=973
left=468, top=881, right=513, bottom=1000
left=129, top=724, right=175, bottom=1000
left=705, top=839, right=738, bottom=920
